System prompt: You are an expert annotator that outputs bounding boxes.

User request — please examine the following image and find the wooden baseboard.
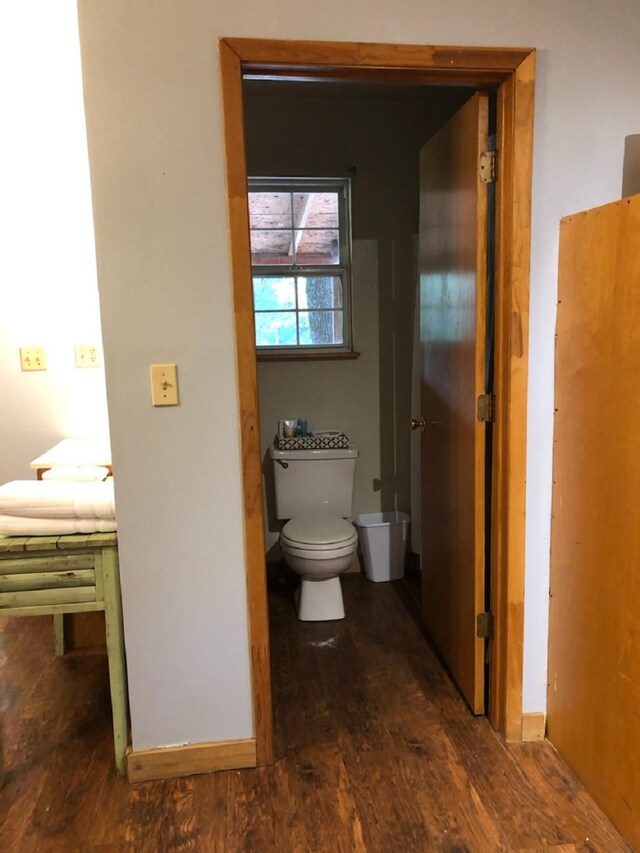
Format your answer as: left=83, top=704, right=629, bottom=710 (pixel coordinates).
left=521, top=712, right=546, bottom=741
left=127, top=737, right=257, bottom=783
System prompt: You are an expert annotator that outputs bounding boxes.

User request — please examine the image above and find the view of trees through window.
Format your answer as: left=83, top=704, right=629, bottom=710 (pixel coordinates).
left=253, top=276, right=343, bottom=347
left=249, top=180, right=351, bottom=350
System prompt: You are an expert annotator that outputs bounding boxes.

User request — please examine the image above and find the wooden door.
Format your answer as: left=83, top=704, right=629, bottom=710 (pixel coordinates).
left=418, top=93, right=489, bottom=714
left=548, top=195, right=640, bottom=849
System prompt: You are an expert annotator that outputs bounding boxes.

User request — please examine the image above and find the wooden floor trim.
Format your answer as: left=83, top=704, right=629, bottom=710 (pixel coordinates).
left=126, top=738, right=257, bottom=784
left=521, top=712, right=546, bottom=742
left=219, top=36, right=535, bottom=753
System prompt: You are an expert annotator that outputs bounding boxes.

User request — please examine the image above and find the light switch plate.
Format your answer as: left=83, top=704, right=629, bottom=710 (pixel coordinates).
left=150, top=364, right=179, bottom=406
left=20, top=347, right=47, bottom=371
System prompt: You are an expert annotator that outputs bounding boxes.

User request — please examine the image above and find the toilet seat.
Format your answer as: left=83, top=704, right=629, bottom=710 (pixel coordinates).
left=280, top=540, right=357, bottom=561
left=282, top=515, right=357, bottom=550
left=281, top=533, right=358, bottom=555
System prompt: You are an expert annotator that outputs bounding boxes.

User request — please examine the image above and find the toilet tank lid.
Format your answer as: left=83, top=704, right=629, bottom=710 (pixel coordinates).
left=270, top=443, right=358, bottom=461
left=283, top=515, right=357, bottom=546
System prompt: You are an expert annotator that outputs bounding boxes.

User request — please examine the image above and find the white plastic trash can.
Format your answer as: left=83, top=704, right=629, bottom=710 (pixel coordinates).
left=354, top=511, right=410, bottom=582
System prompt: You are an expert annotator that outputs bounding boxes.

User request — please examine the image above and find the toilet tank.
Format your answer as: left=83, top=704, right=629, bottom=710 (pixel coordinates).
left=269, top=443, right=358, bottom=519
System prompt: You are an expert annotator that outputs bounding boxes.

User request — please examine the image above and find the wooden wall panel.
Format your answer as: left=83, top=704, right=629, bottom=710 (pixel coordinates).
left=548, top=194, right=640, bottom=849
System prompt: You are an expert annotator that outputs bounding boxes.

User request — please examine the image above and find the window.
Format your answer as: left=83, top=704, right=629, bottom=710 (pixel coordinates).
left=248, top=177, right=352, bottom=353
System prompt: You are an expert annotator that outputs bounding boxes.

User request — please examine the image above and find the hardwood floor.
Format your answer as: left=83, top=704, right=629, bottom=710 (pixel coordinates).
left=0, top=573, right=631, bottom=852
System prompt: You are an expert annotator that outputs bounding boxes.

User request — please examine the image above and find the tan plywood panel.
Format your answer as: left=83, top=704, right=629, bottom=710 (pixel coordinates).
left=548, top=194, right=640, bottom=849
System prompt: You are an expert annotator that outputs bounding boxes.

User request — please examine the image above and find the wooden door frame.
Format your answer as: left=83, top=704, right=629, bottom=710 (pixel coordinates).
left=219, top=37, right=535, bottom=763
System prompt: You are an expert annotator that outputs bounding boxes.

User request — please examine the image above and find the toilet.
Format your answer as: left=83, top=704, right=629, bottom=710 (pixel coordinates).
left=269, top=442, right=359, bottom=621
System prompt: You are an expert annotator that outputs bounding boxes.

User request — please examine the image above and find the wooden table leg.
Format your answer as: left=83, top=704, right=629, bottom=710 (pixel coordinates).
left=53, top=614, right=66, bottom=656
left=101, top=545, right=129, bottom=776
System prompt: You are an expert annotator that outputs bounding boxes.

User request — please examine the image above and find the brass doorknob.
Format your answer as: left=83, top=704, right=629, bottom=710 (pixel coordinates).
left=411, top=417, right=426, bottom=432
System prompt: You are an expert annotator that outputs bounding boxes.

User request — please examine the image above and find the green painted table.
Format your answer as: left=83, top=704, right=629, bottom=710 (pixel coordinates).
left=0, top=532, right=129, bottom=777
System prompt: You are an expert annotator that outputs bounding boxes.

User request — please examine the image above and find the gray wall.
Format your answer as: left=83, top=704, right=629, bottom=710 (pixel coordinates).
left=245, top=83, right=471, bottom=551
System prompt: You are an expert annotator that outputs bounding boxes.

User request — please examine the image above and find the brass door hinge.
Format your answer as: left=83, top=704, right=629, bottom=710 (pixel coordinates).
left=477, top=393, right=495, bottom=423
left=479, top=150, right=497, bottom=184
left=477, top=612, right=494, bottom=639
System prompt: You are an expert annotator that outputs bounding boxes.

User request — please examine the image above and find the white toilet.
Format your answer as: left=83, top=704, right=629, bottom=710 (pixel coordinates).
left=269, top=442, right=359, bottom=621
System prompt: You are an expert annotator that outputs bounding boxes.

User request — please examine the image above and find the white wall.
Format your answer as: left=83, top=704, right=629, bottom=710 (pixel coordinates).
left=0, top=2, right=109, bottom=484
left=257, top=241, right=383, bottom=554
left=77, top=1, right=254, bottom=750
left=245, top=85, right=470, bottom=551
left=77, top=0, right=640, bottom=749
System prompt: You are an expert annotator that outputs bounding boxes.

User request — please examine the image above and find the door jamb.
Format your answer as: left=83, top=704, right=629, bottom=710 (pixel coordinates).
left=219, top=37, right=535, bottom=763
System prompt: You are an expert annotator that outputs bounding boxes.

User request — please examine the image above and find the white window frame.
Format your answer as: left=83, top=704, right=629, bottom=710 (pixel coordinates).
left=248, top=177, right=353, bottom=354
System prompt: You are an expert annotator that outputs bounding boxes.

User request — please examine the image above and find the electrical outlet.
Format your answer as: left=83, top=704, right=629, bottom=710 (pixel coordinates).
left=20, top=347, right=47, bottom=371
left=75, top=344, right=102, bottom=368
left=150, top=364, right=179, bottom=406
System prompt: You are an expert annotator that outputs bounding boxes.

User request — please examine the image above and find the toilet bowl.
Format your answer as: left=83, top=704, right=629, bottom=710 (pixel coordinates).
left=269, top=441, right=359, bottom=621
left=280, top=515, right=358, bottom=621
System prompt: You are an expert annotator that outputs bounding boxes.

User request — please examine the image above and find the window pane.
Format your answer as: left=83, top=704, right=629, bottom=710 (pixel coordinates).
left=253, top=277, right=295, bottom=311
left=249, top=179, right=351, bottom=351
left=294, top=229, right=339, bottom=265
left=298, top=311, right=344, bottom=346
left=297, top=277, right=342, bottom=309
left=293, top=192, right=338, bottom=229
left=250, top=229, right=293, bottom=265
left=248, top=192, right=292, bottom=230
left=255, top=311, right=298, bottom=347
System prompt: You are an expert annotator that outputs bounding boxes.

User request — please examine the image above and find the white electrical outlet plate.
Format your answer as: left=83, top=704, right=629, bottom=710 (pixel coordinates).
left=75, top=344, right=102, bottom=368
left=150, top=364, right=179, bottom=406
left=20, top=347, right=47, bottom=371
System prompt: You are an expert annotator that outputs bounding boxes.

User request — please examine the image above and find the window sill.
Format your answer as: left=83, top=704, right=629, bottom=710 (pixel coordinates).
left=257, top=351, right=361, bottom=363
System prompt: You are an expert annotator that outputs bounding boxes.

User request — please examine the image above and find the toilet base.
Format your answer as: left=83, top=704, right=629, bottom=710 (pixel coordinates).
left=296, top=576, right=345, bottom=621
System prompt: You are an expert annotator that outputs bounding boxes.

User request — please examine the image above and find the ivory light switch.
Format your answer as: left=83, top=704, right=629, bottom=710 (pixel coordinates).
left=150, top=363, right=179, bottom=406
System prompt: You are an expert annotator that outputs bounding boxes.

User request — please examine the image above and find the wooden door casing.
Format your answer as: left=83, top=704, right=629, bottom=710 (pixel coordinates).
left=220, top=38, right=536, bottom=755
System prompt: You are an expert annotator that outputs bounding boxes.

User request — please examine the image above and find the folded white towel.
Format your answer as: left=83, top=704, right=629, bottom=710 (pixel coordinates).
left=0, top=516, right=117, bottom=536
left=0, top=480, right=116, bottom=520
left=42, top=466, right=109, bottom=482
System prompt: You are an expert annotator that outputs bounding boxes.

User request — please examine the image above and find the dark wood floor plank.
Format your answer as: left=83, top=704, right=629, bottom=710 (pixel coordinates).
left=269, top=581, right=365, bottom=853
left=508, top=743, right=632, bottom=853
left=0, top=577, right=631, bottom=852
left=309, top=584, right=440, bottom=850
left=339, top=577, right=504, bottom=852
left=0, top=618, right=75, bottom=852
left=185, top=769, right=229, bottom=852
left=387, top=580, right=610, bottom=851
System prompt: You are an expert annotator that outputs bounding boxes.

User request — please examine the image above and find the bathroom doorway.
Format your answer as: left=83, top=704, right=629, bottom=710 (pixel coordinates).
left=219, top=38, right=535, bottom=764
